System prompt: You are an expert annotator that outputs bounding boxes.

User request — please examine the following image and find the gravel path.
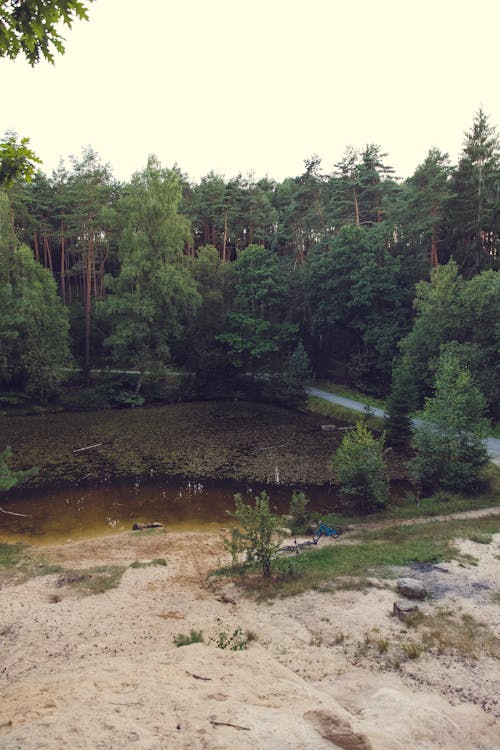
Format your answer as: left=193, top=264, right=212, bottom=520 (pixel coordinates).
left=307, top=386, right=500, bottom=463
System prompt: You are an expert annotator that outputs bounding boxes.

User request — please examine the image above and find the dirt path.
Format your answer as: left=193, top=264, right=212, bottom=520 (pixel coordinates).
left=348, top=504, right=500, bottom=534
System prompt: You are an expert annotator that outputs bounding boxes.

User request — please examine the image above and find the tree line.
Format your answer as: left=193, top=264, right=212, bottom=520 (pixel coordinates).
left=0, top=109, right=498, bottom=424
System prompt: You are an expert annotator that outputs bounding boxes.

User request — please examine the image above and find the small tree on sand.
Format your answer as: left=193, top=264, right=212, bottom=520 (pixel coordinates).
left=331, top=422, right=388, bottom=513
left=223, top=491, right=284, bottom=578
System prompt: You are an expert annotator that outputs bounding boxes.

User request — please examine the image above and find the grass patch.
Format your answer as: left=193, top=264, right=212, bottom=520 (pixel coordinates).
left=488, top=422, right=500, bottom=439
left=56, top=565, right=126, bottom=596
left=213, top=515, right=500, bottom=600
left=468, top=533, right=493, bottom=544
left=0, top=542, right=63, bottom=584
left=173, top=630, right=204, bottom=647
left=313, top=380, right=387, bottom=411
left=307, top=396, right=385, bottom=431
left=0, top=541, right=25, bottom=568
left=130, top=558, right=167, bottom=568
left=410, top=609, right=499, bottom=660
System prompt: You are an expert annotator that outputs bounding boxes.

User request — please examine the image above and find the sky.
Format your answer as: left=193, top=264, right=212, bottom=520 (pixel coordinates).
left=1, top=0, right=499, bottom=184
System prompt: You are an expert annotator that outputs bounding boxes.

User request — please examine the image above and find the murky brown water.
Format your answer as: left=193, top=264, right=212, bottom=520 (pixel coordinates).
left=0, top=477, right=339, bottom=546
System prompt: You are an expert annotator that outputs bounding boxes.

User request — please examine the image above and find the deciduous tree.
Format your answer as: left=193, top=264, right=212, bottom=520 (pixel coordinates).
left=0, top=0, right=93, bottom=64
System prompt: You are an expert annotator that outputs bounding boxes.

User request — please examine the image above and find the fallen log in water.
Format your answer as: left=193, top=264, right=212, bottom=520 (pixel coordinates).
left=132, top=522, right=164, bottom=531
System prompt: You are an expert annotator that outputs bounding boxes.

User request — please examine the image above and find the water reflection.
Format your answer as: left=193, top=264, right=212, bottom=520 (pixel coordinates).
left=0, top=476, right=337, bottom=546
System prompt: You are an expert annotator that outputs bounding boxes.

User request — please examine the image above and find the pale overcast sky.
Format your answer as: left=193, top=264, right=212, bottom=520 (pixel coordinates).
left=1, top=0, right=499, bottom=183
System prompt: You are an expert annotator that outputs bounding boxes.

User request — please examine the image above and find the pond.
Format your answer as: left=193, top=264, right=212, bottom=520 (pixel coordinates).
left=0, top=476, right=340, bottom=546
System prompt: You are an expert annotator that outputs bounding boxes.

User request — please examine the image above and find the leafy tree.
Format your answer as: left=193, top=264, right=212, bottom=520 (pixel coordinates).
left=223, top=491, right=284, bottom=578
left=304, top=224, right=412, bottom=392
left=0, top=192, right=70, bottom=399
left=104, top=156, right=200, bottom=392
left=331, top=422, right=388, bottom=513
left=0, top=131, right=41, bottom=187
left=0, top=446, right=37, bottom=491
left=400, top=260, right=500, bottom=418
left=400, top=260, right=465, bottom=395
left=217, top=244, right=297, bottom=378
left=410, top=351, right=489, bottom=493
left=0, top=0, right=93, bottom=64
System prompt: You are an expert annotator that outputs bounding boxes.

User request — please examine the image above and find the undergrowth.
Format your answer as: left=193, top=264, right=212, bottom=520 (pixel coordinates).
left=212, top=515, right=500, bottom=600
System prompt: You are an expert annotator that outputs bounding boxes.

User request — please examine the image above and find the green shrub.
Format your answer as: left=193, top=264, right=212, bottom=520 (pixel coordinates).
left=223, top=491, right=284, bottom=577
left=289, top=490, right=310, bottom=533
left=173, top=630, right=204, bottom=647
left=211, top=619, right=250, bottom=650
left=331, top=422, right=388, bottom=513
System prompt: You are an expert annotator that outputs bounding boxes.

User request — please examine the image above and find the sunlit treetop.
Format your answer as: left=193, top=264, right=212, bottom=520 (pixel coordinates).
left=0, top=131, right=41, bottom=187
left=0, top=0, right=93, bottom=65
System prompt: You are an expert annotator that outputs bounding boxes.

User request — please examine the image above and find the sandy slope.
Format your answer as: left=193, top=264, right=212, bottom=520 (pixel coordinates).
left=1, top=529, right=499, bottom=749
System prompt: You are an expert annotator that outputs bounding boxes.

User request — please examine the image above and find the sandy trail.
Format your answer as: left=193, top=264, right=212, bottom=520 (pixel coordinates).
left=1, top=524, right=499, bottom=749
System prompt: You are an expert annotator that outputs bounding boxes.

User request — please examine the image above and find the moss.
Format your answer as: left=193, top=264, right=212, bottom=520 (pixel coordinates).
left=0, top=400, right=343, bottom=488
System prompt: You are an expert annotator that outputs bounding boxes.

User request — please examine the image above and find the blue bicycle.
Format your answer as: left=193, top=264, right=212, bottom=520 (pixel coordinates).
left=312, top=521, right=342, bottom=544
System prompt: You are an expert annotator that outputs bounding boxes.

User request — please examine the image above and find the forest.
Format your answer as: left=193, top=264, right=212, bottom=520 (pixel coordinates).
left=0, top=108, right=498, bottom=428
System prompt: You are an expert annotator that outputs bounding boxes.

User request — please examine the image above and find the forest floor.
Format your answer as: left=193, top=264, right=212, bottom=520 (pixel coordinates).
left=1, top=512, right=499, bottom=749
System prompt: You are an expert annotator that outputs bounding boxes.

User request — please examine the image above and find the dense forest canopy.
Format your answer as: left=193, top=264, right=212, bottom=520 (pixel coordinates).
left=0, top=108, right=498, bottom=421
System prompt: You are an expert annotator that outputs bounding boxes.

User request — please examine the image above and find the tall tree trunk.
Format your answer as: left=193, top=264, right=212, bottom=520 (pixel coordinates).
left=222, top=210, right=228, bottom=262
left=353, top=188, right=360, bottom=226
left=430, top=222, right=439, bottom=268
left=43, top=234, right=53, bottom=274
left=60, top=219, right=66, bottom=304
left=85, top=231, right=94, bottom=372
left=33, top=229, right=40, bottom=263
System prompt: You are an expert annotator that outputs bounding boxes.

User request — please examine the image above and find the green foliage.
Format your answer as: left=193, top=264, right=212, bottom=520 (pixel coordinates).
left=211, top=619, right=250, bottom=650
left=332, top=422, right=388, bottom=512
left=173, top=630, right=204, bottom=647
left=304, top=224, right=413, bottom=393
left=447, top=108, right=499, bottom=274
left=289, top=490, right=310, bottom=532
left=0, top=541, right=25, bottom=567
left=217, top=245, right=297, bottom=378
left=0, top=445, right=37, bottom=491
left=307, top=396, right=385, bottom=431
left=0, top=131, right=41, bottom=187
left=384, top=362, right=418, bottom=449
left=401, top=260, right=500, bottom=419
left=0, top=0, right=93, bottom=64
left=56, top=565, right=125, bottom=596
left=272, top=341, right=312, bottom=407
left=411, top=351, right=489, bottom=493
left=104, top=156, right=200, bottom=379
left=0, top=192, right=71, bottom=399
left=223, top=491, right=284, bottom=577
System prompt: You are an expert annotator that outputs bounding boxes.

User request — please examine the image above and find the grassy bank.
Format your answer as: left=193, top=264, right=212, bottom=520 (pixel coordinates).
left=219, top=513, right=500, bottom=600
left=307, top=395, right=385, bottom=431
left=313, top=380, right=387, bottom=410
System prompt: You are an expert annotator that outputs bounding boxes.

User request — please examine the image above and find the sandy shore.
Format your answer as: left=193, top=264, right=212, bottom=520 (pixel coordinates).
left=1, top=527, right=499, bottom=749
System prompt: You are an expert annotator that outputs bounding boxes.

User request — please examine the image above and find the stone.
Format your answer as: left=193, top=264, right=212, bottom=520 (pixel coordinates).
left=396, top=577, right=427, bottom=599
left=393, top=600, right=420, bottom=623
left=304, top=709, right=373, bottom=750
